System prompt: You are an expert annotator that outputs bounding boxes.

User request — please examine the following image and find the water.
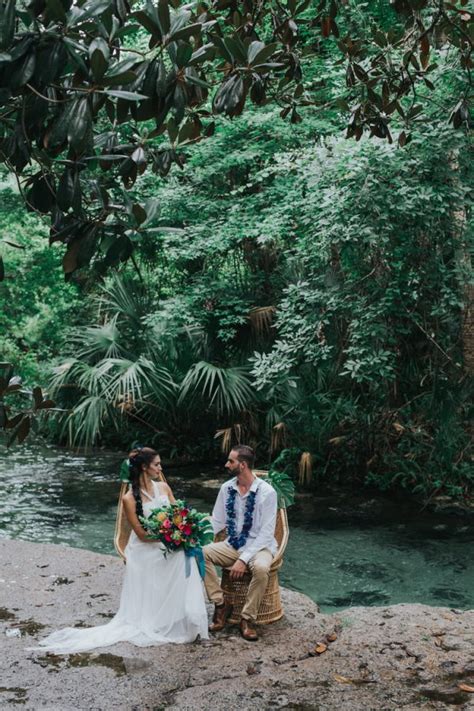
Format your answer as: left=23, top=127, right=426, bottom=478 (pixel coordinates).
left=1, top=445, right=473, bottom=612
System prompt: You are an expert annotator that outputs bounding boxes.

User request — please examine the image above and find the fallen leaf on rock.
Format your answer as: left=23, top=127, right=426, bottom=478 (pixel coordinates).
left=334, top=674, right=351, bottom=684
left=246, top=664, right=260, bottom=675
left=459, top=684, right=474, bottom=693
left=314, top=643, right=328, bottom=654
left=326, top=632, right=338, bottom=642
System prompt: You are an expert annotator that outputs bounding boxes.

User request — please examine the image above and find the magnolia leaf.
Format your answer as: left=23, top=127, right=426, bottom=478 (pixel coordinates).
left=103, top=90, right=149, bottom=101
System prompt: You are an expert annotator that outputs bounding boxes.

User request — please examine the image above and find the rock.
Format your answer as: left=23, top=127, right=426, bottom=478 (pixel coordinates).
left=441, top=635, right=464, bottom=651
left=1, top=538, right=474, bottom=711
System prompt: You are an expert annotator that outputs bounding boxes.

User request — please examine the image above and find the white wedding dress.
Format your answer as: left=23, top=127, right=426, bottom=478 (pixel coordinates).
left=31, top=482, right=209, bottom=653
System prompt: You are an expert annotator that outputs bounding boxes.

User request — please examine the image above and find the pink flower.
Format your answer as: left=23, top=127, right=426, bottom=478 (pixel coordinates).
left=162, top=519, right=171, bottom=529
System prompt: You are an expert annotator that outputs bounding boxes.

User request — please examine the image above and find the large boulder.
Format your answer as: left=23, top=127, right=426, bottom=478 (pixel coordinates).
left=1, top=538, right=473, bottom=710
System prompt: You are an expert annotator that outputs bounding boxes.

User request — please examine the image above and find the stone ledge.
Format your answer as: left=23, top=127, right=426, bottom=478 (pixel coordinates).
left=1, top=538, right=473, bottom=710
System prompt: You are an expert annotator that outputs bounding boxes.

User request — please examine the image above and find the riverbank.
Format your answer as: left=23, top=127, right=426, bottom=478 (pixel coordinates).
left=1, top=538, right=473, bottom=710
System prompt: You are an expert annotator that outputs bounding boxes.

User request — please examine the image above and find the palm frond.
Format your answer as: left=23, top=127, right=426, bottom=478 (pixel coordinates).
left=50, top=358, right=112, bottom=398
left=214, top=427, right=233, bottom=453
left=179, top=361, right=255, bottom=416
left=106, top=356, right=176, bottom=408
left=66, top=395, right=113, bottom=447
left=69, top=315, right=123, bottom=361
left=99, top=273, right=152, bottom=323
left=298, top=451, right=313, bottom=486
left=75, top=359, right=116, bottom=397
left=248, top=306, right=276, bottom=336
left=270, top=421, right=287, bottom=455
left=214, top=423, right=243, bottom=452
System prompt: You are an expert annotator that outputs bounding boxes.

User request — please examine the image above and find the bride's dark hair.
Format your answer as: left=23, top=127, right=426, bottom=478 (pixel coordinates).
left=128, top=447, right=159, bottom=519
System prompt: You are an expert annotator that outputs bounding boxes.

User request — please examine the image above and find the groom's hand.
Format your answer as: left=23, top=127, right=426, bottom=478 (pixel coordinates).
left=229, top=559, right=247, bottom=580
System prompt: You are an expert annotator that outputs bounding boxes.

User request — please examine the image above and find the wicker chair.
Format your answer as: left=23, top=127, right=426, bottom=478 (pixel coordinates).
left=219, top=470, right=290, bottom=625
left=114, top=472, right=167, bottom=563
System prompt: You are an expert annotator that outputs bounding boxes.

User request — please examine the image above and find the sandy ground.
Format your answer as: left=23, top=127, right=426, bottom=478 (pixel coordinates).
left=1, top=537, right=473, bottom=711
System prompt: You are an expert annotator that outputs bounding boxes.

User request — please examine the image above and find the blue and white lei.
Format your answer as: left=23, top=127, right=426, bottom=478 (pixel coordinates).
left=226, top=485, right=257, bottom=550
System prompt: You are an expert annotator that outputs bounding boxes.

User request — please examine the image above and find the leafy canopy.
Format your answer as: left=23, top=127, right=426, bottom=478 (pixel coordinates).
left=0, top=0, right=471, bottom=278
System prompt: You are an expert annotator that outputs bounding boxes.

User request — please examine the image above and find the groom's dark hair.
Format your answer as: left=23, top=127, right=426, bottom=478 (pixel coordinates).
left=232, top=445, right=255, bottom=469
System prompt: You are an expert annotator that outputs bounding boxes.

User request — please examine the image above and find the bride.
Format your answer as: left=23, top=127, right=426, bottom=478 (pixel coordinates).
left=31, top=447, right=209, bottom=652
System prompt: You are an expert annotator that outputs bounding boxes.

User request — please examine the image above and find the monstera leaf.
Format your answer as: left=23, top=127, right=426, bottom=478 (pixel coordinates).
left=263, top=469, right=295, bottom=509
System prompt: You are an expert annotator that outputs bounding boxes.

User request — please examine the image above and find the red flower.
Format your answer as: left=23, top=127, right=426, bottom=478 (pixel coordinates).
left=183, top=525, right=192, bottom=536
left=164, top=533, right=172, bottom=542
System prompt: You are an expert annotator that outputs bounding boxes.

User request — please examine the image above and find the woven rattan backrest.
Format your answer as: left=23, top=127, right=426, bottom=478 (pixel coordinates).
left=114, top=471, right=167, bottom=562
left=254, top=470, right=289, bottom=557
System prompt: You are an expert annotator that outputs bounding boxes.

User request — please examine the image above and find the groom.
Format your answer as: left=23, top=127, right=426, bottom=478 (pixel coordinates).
left=203, top=445, right=277, bottom=641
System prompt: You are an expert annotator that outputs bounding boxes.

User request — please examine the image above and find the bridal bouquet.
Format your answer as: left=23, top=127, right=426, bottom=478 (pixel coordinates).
left=140, top=500, right=214, bottom=577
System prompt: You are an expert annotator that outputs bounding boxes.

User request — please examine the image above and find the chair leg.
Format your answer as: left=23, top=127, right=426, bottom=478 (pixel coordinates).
left=221, top=568, right=283, bottom=625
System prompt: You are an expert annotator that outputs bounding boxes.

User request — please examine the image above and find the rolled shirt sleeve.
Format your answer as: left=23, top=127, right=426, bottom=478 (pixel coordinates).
left=238, top=485, right=278, bottom=565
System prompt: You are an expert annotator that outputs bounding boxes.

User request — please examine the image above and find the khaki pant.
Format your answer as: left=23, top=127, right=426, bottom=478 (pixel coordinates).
left=203, top=542, right=273, bottom=623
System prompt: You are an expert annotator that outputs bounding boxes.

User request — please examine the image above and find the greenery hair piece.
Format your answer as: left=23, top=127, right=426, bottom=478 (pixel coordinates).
left=119, top=458, right=130, bottom=483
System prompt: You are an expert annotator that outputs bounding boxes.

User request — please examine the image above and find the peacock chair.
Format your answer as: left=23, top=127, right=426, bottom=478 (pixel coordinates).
left=114, top=470, right=168, bottom=563
left=218, top=469, right=290, bottom=624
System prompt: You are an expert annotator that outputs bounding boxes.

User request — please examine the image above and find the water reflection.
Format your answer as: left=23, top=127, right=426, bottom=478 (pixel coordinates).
left=1, top=444, right=473, bottom=612
left=280, top=520, right=474, bottom=611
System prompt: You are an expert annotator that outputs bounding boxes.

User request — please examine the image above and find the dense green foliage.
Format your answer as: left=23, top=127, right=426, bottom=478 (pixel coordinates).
left=0, top=176, right=85, bottom=382
left=0, top=2, right=472, bottom=500
left=0, top=0, right=471, bottom=279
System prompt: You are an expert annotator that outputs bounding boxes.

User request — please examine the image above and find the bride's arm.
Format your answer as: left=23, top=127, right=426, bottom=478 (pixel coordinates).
left=163, top=483, right=176, bottom=504
left=123, top=494, right=154, bottom=542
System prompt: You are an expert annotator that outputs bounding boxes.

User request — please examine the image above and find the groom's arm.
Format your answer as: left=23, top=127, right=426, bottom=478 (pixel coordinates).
left=238, top=486, right=277, bottom=565
left=211, top=485, right=227, bottom=535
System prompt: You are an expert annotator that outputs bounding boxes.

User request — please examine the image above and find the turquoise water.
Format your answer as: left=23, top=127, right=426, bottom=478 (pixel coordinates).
left=1, top=445, right=473, bottom=612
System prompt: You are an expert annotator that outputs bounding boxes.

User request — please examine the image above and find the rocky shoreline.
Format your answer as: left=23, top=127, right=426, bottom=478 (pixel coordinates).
left=1, top=538, right=473, bottom=710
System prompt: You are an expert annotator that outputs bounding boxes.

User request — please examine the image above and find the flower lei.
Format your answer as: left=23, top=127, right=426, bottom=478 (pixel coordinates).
left=226, top=485, right=257, bottom=549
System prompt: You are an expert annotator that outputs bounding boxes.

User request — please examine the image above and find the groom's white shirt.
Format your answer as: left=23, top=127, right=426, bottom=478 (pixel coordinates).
left=211, top=475, right=278, bottom=564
